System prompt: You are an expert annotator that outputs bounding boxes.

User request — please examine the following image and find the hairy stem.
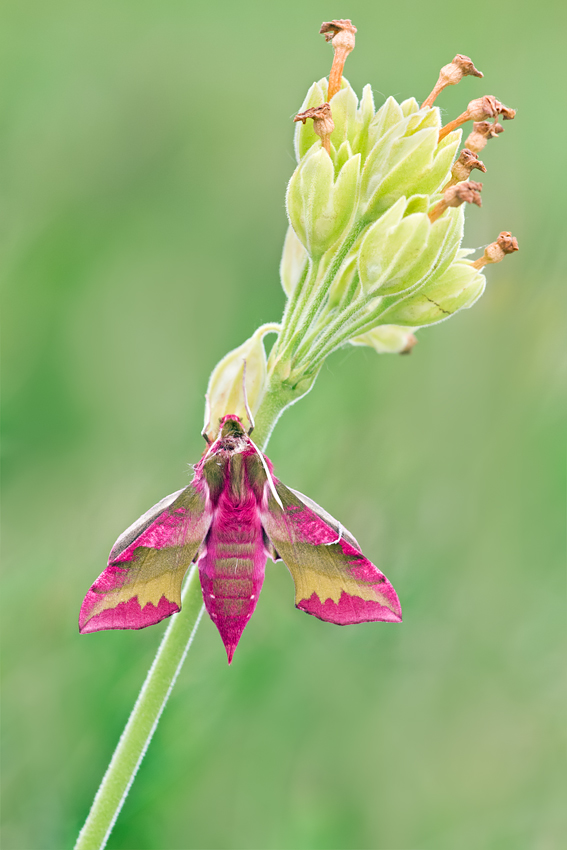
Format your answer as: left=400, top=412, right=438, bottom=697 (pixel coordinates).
left=74, top=567, right=205, bottom=850
left=277, top=258, right=321, bottom=356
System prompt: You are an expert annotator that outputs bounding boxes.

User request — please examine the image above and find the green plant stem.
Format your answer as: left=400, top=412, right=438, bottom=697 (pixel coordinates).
left=294, top=220, right=367, bottom=340
left=74, top=566, right=205, bottom=850
left=277, top=258, right=321, bottom=355
left=275, top=261, right=309, bottom=352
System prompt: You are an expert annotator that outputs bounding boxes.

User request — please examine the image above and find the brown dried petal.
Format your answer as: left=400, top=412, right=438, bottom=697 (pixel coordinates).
left=467, top=96, right=501, bottom=121
left=319, top=19, right=357, bottom=41
left=445, top=180, right=483, bottom=208
left=465, top=120, right=504, bottom=152
left=452, top=148, right=487, bottom=181
left=452, top=54, right=483, bottom=78
left=468, top=96, right=516, bottom=122
left=475, top=120, right=505, bottom=139
left=294, top=103, right=334, bottom=138
left=496, top=231, right=519, bottom=254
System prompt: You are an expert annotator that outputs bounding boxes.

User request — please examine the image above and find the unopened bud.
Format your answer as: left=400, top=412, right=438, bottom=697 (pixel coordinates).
left=379, top=261, right=486, bottom=327
left=465, top=120, right=504, bottom=153
left=428, top=180, right=482, bottom=223
left=205, top=324, right=279, bottom=439
left=444, top=148, right=486, bottom=188
left=320, top=19, right=357, bottom=101
left=439, top=95, right=515, bottom=141
left=286, top=148, right=361, bottom=258
left=294, top=103, right=335, bottom=153
left=471, top=231, right=519, bottom=269
left=422, top=54, right=483, bottom=109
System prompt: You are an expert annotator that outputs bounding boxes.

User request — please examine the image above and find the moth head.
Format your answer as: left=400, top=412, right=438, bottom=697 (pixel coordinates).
left=219, top=415, right=247, bottom=440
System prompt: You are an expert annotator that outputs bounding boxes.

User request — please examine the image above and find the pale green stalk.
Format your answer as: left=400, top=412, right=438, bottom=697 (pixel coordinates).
left=75, top=565, right=205, bottom=850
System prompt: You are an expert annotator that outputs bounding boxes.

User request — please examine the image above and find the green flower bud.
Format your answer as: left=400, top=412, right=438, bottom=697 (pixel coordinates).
left=334, top=140, right=354, bottom=173
left=362, top=126, right=439, bottom=219
left=327, top=83, right=358, bottom=149
left=206, top=324, right=279, bottom=437
left=286, top=148, right=360, bottom=258
left=351, top=324, right=417, bottom=354
left=352, top=84, right=376, bottom=160
left=367, top=96, right=404, bottom=150
left=400, top=97, right=420, bottom=117
left=358, top=198, right=463, bottom=296
left=378, top=260, right=485, bottom=327
left=280, top=225, right=308, bottom=298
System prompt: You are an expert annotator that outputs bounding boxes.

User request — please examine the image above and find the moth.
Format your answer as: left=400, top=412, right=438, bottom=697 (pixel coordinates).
left=80, top=415, right=402, bottom=662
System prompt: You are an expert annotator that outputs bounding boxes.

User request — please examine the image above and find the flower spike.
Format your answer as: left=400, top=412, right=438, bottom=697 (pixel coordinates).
left=428, top=180, right=483, bottom=223
left=471, top=232, right=519, bottom=269
left=422, top=54, right=483, bottom=109
left=294, top=103, right=335, bottom=153
left=465, top=120, right=504, bottom=153
left=444, top=148, right=487, bottom=189
left=439, top=95, right=516, bottom=141
left=319, top=19, right=357, bottom=101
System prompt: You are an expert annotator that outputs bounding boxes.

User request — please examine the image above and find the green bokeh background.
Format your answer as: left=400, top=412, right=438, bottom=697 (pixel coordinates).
left=2, top=1, right=565, bottom=848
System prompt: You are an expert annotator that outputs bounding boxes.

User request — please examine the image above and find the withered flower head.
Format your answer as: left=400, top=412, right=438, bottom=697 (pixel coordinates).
left=428, top=180, right=483, bottom=222
left=439, top=95, right=515, bottom=141
left=294, top=103, right=334, bottom=133
left=496, top=231, right=519, bottom=254
left=294, top=103, right=334, bottom=152
left=472, top=232, right=519, bottom=268
left=445, top=180, right=483, bottom=208
left=422, top=53, right=483, bottom=108
left=467, top=96, right=516, bottom=122
left=450, top=148, right=487, bottom=181
left=319, top=19, right=357, bottom=44
left=465, top=120, right=504, bottom=153
left=452, top=54, right=483, bottom=78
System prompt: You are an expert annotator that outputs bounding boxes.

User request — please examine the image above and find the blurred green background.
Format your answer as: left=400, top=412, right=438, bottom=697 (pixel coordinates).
left=2, top=1, right=565, bottom=848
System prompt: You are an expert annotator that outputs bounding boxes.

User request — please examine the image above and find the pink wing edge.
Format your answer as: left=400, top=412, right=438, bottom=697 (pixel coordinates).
left=79, top=486, right=210, bottom=633
left=265, top=484, right=402, bottom=626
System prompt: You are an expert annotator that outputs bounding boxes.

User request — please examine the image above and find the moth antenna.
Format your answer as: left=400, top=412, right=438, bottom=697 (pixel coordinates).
left=250, top=437, right=283, bottom=510
left=202, top=393, right=212, bottom=444
left=326, top=522, right=343, bottom=546
left=242, top=359, right=255, bottom=434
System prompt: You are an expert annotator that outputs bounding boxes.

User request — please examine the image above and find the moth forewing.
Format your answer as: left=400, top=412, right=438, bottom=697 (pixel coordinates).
left=79, top=482, right=212, bottom=633
left=260, top=482, right=402, bottom=625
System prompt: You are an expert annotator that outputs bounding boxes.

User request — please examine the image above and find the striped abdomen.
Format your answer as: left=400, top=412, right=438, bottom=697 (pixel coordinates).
left=198, top=486, right=268, bottom=663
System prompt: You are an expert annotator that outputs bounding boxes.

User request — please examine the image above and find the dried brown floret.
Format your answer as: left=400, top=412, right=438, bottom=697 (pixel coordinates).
left=422, top=54, right=483, bottom=108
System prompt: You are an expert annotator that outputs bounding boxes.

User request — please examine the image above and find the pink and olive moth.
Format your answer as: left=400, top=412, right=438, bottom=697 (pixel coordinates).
left=80, top=416, right=401, bottom=662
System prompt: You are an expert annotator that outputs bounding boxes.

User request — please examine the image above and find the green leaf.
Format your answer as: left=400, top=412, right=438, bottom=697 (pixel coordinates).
left=378, top=261, right=486, bottom=327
